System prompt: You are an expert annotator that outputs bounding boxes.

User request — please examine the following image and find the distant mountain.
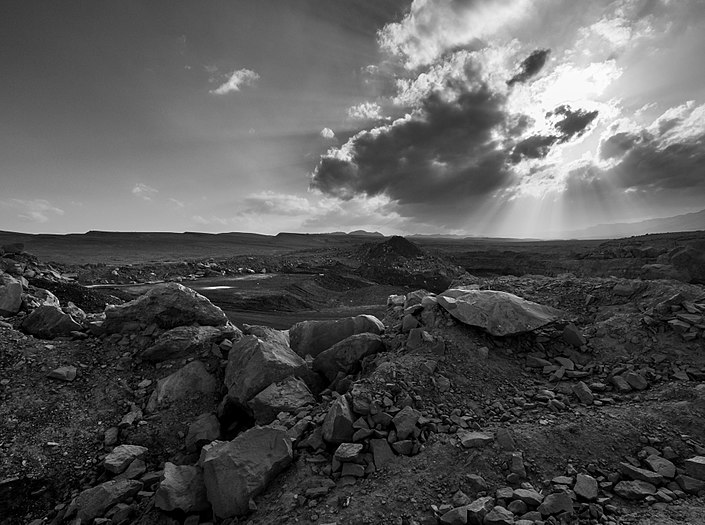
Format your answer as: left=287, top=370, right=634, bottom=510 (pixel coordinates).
left=557, top=209, right=705, bottom=239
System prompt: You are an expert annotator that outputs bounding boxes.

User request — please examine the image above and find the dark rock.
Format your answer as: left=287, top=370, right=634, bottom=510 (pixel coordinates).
left=537, top=492, right=573, bottom=516
left=47, top=365, right=77, bottom=382
left=484, top=505, right=515, bottom=525
left=146, top=361, right=218, bottom=413
left=312, top=333, right=385, bottom=381
left=186, top=413, right=220, bottom=451
left=620, top=462, right=663, bottom=485
left=572, top=381, right=594, bottom=405
left=645, top=455, right=676, bottom=479
left=369, top=438, right=396, bottom=469
left=142, top=325, right=224, bottom=362
left=248, top=376, right=315, bottom=425
left=574, top=473, right=598, bottom=501
left=21, top=305, right=82, bottom=338
left=562, top=323, right=586, bottom=347
left=392, top=406, right=421, bottom=440
left=74, top=479, right=142, bottom=522
left=322, top=395, right=355, bottom=444
left=685, top=457, right=705, bottom=481
left=202, top=426, right=293, bottom=519
left=614, top=480, right=657, bottom=500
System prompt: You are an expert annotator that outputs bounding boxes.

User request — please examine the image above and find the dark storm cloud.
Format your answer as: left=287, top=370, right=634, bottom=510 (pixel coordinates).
left=576, top=109, right=705, bottom=198
left=510, top=105, right=599, bottom=162
left=311, top=81, right=512, bottom=224
left=510, top=135, right=557, bottom=162
left=507, top=49, right=551, bottom=86
left=609, top=137, right=705, bottom=191
left=549, top=105, right=599, bottom=141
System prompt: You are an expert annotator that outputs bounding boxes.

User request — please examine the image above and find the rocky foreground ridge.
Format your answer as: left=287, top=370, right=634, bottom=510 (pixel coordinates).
left=1, top=241, right=705, bottom=525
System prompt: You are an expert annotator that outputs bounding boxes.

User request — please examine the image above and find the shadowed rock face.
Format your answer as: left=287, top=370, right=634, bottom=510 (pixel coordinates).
left=437, top=288, right=565, bottom=336
left=202, top=426, right=293, bottom=519
left=20, top=305, right=82, bottom=339
left=289, top=314, right=384, bottom=358
left=103, top=282, right=228, bottom=333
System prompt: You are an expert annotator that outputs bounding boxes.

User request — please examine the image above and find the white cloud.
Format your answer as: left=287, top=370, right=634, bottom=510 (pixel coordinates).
left=6, top=198, right=65, bottom=223
left=320, top=127, right=335, bottom=139
left=132, top=183, right=158, bottom=201
left=169, top=198, right=185, bottom=208
left=378, top=0, right=534, bottom=69
left=347, top=102, right=384, bottom=120
left=210, top=68, right=260, bottom=95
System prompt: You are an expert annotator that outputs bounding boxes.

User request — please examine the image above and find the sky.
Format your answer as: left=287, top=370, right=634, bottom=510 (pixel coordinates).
left=2, top=0, right=705, bottom=238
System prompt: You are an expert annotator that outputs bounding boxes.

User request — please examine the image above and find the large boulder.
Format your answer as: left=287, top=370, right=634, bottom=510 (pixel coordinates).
left=155, top=462, right=209, bottom=513
left=146, top=361, right=218, bottom=413
left=20, top=305, right=83, bottom=338
left=0, top=273, right=23, bottom=317
left=289, top=315, right=384, bottom=358
left=224, top=335, right=308, bottom=409
left=141, top=325, right=224, bottom=362
left=247, top=376, right=315, bottom=425
left=669, top=244, right=705, bottom=284
left=103, top=282, right=229, bottom=333
left=103, top=444, right=148, bottom=474
left=437, top=288, right=564, bottom=336
left=23, top=287, right=60, bottom=309
left=312, top=333, right=385, bottom=381
left=73, top=479, right=142, bottom=522
left=202, top=426, right=293, bottom=519
left=242, top=324, right=290, bottom=347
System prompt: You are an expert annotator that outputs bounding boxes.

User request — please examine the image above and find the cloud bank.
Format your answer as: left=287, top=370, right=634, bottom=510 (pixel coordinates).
left=309, top=0, right=705, bottom=235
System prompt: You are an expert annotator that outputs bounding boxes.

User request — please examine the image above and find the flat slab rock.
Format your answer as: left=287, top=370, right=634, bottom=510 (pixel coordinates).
left=437, top=288, right=565, bottom=336
left=458, top=431, right=494, bottom=448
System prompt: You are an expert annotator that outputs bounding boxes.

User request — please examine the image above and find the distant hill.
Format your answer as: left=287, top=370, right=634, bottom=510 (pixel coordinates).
left=557, top=209, right=705, bottom=239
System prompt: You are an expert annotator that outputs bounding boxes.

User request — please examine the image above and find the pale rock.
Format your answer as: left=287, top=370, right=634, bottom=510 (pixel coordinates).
left=614, top=480, right=657, bottom=500
left=437, top=288, right=564, bottom=337
left=154, top=462, right=209, bottom=513
left=289, top=314, right=384, bottom=358
left=103, top=282, right=228, bottom=333
left=224, top=335, right=308, bottom=409
left=0, top=274, right=22, bottom=317
left=574, top=473, right=598, bottom=501
left=146, top=361, right=217, bottom=413
left=103, top=444, right=148, bottom=474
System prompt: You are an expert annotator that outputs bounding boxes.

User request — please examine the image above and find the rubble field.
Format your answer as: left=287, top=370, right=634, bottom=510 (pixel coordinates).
left=1, top=234, right=705, bottom=525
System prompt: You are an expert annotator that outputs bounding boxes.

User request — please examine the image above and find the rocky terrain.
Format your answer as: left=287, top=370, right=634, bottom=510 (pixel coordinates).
left=1, top=235, right=705, bottom=525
